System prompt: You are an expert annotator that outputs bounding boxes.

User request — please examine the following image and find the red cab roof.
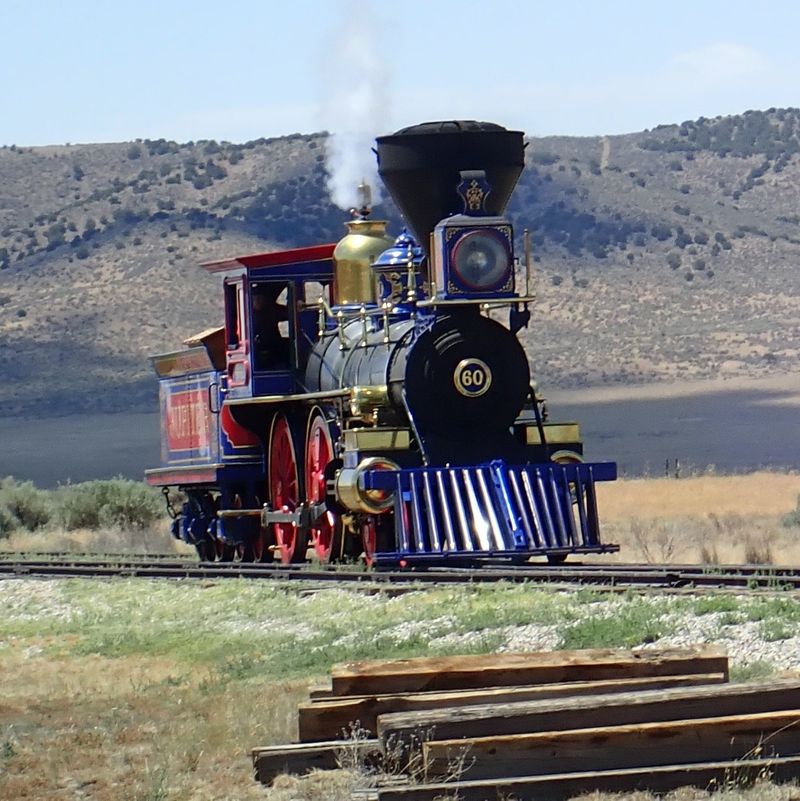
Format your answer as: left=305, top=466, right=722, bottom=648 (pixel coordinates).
left=200, top=243, right=336, bottom=273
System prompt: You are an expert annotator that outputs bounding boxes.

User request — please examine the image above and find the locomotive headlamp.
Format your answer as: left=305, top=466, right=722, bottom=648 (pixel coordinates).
left=431, top=221, right=514, bottom=299
left=451, top=229, right=510, bottom=291
left=425, top=169, right=516, bottom=301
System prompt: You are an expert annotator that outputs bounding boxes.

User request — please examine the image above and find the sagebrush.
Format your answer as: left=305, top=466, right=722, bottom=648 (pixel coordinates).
left=0, top=476, right=163, bottom=534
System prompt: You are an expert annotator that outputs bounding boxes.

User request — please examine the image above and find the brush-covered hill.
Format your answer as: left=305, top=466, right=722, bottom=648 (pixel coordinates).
left=2, top=108, right=800, bottom=416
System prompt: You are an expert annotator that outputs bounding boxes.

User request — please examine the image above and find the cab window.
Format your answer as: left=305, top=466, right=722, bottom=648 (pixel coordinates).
left=251, top=282, right=291, bottom=370
left=224, top=281, right=242, bottom=349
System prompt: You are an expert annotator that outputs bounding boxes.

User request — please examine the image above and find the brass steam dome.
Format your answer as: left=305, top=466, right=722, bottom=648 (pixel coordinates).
left=332, top=183, right=394, bottom=305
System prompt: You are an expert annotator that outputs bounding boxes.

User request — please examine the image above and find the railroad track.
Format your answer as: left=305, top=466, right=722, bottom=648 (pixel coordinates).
left=1, top=555, right=800, bottom=591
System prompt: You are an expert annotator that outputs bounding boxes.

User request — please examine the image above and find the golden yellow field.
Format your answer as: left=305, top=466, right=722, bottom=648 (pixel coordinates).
left=599, top=472, right=800, bottom=521
left=596, top=472, right=800, bottom=564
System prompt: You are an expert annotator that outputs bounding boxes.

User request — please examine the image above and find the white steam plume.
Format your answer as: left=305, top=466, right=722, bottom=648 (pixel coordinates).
left=320, top=1, right=390, bottom=211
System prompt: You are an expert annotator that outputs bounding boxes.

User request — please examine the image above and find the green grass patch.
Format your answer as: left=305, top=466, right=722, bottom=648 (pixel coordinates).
left=717, top=611, right=744, bottom=627
left=557, top=597, right=673, bottom=649
left=760, top=618, right=796, bottom=642
left=743, top=597, right=800, bottom=623
left=692, top=595, right=741, bottom=615
left=4, top=578, right=789, bottom=687
left=0, top=579, right=592, bottom=679
left=730, top=660, right=776, bottom=682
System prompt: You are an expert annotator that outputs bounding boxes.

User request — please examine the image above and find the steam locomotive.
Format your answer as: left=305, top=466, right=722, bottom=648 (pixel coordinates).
left=145, top=121, right=618, bottom=566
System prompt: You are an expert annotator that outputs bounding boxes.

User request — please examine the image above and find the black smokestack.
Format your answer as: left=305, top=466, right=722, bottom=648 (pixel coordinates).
left=375, top=120, right=525, bottom=251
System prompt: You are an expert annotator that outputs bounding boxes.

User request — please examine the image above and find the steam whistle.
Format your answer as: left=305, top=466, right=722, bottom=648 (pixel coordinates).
left=350, top=180, right=372, bottom=220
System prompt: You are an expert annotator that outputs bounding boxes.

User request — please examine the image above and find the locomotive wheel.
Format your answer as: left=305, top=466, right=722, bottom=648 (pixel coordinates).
left=216, top=541, right=236, bottom=562
left=195, top=541, right=216, bottom=562
left=551, top=449, right=584, bottom=506
left=238, top=537, right=263, bottom=563
left=362, top=519, right=377, bottom=566
left=217, top=492, right=244, bottom=562
left=259, top=522, right=276, bottom=563
left=304, top=410, right=341, bottom=562
left=361, top=516, right=394, bottom=566
left=269, top=413, right=307, bottom=564
left=238, top=494, right=271, bottom=563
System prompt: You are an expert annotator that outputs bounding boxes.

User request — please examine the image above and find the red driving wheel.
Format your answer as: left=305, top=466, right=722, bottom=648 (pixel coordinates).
left=268, top=414, right=307, bottom=564
left=362, top=518, right=377, bottom=567
left=305, top=411, right=338, bottom=562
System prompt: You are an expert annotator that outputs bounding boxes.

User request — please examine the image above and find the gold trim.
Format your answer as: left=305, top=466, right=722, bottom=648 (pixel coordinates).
left=225, top=389, right=351, bottom=407
left=417, top=295, right=536, bottom=308
left=336, top=456, right=400, bottom=513
left=218, top=509, right=263, bottom=518
left=344, top=428, right=410, bottom=451
left=150, top=347, right=214, bottom=377
left=524, top=422, right=581, bottom=446
left=145, top=464, right=225, bottom=477
left=453, top=358, right=492, bottom=398
left=349, top=385, right=389, bottom=420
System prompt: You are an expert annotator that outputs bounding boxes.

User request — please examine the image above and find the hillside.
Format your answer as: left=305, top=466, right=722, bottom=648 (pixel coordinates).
left=2, top=109, right=800, bottom=415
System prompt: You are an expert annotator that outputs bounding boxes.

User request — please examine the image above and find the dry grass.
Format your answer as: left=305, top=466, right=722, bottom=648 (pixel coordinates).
left=4, top=472, right=800, bottom=799
left=577, top=783, right=800, bottom=800
left=594, top=472, right=800, bottom=564
left=1, top=573, right=799, bottom=800
left=597, top=472, right=800, bottom=522
left=0, top=643, right=307, bottom=800
left=0, top=521, right=192, bottom=556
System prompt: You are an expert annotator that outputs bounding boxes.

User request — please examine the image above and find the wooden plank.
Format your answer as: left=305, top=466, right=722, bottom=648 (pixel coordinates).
left=378, top=679, right=800, bottom=750
left=308, top=682, right=332, bottom=700
left=330, top=646, right=728, bottom=696
left=251, top=738, right=380, bottom=785
left=376, top=755, right=800, bottom=801
left=424, top=708, right=800, bottom=779
left=298, top=672, right=727, bottom=742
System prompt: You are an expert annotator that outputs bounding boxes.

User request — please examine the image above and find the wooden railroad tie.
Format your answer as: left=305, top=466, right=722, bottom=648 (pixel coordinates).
left=251, top=645, right=800, bottom=798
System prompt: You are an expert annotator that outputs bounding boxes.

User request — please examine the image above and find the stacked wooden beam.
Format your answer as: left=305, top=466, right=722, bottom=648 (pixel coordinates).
left=252, top=646, right=800, bottom=799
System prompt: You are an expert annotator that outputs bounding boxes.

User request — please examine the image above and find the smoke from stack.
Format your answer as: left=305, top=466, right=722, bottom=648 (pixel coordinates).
left=320, top=1, right=389, bottom=212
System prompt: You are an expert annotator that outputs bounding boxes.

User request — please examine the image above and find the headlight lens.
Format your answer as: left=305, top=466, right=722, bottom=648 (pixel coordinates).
left=452, top=230, right=510, bottom=290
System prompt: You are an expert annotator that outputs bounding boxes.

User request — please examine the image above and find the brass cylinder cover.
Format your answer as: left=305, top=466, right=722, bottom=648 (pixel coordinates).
left=336, top=456, right=400, bottom=514
left=333, top=219, right=394, bottom=305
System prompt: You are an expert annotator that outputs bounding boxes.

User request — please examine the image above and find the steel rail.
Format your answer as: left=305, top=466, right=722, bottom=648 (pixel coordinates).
left=1, top=558, right=800, bottom=591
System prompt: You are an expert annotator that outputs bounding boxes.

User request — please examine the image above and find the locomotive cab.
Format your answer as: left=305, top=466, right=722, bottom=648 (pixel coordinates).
left=210, top=245, right=337, bottom=401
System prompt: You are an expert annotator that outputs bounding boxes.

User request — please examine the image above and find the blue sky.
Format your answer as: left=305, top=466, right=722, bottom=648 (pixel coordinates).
left=2, top=0, right=798, bottom=146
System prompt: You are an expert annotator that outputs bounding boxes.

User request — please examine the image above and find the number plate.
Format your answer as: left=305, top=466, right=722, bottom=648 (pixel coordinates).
left=454, top=358, right=492, bottom=397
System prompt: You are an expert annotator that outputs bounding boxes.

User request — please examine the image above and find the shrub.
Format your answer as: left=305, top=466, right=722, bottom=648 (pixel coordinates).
left=651, top=223, right=671, bottom=241
left=782, top=495, right=800, bottom=527
left=531, top=151, right=560, bottom=166
left=57, top=478, right=163, bottom=530
left=0, top=477, right=52, bottom=530
left=0, top=503, right=17, bottom=538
